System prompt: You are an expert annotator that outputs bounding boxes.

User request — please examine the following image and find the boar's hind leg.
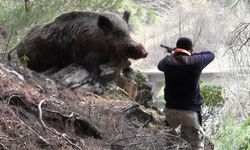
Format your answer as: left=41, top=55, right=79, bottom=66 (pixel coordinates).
left=80, top=52, right=103, bottom=85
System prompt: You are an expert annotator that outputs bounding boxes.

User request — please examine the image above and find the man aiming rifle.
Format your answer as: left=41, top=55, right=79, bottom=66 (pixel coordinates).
left=158, top=37, right=215, bottom=150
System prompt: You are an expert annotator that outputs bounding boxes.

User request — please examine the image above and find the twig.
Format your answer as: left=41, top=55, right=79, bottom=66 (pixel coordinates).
left=17, top=118, right=49, bottom=145
left=231, top=0, right=241, bottom=8
left=1, top=26, right=14, bottom=60
left=238, top=37, right=250, bottom=51
left=0, top=69, right=6, bottom=77
left=137, top=119, right=150, bottom=133
left=49, top=96, right=64, bottom=106
left=0, top=142, right=8, bottom=150
left=124, top=142, right=143, bottom=150
left=38, top=99, right=84, bottom=150
left=0, top=65, right=25, bottom=81
left=148, top=138, right=156, bottom=150
left=123, top=139, right=161, bottom=150
left=229, top=23, right=249, bottom=44
left=88, top=103, right=92, bottom=119
left=61, top=133, right=86, bottom=150
left=157, top=131, right=188, bottom=144
left=7, top=93, right=23, bottom=105
left=38, top=99, right=48, bottom=133
left=112, top=123, right=119, bottom=134
left=97, top=113, right=103, bottom=125
left=47, top=127, right=84, bottom=150
left=0, top=135, right=16, bottom=142
left=112, top=134, right=152, bottom=144
left=24, top=0, right=29, bottom=12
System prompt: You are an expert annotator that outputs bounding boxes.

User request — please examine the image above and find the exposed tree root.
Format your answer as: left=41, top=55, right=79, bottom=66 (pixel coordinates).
left=3, top=92, right=102, bottom=149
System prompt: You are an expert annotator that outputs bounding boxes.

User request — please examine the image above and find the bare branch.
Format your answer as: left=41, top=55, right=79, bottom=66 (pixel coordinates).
left=38, top=98, right=85, bottom=150
left=38, top=99, right=48, bottom=133
left=17, top=118, right=49, bottom=145
left=0, top=143, right=8, bottom=150
left=231, top=0, right=241, bottom=8
left=238, top=37, right=250, bottom=51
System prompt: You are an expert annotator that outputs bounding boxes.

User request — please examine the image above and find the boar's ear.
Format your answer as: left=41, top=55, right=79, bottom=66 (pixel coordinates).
left=98, top=15, right=113, bottom=32
left=123, top=11, right=130, bottom=23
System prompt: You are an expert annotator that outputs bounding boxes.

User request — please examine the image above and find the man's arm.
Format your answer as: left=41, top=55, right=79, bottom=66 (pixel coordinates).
left=193, top=51, right=215, bottom=69
left=158, top=57, right=167, bottom=71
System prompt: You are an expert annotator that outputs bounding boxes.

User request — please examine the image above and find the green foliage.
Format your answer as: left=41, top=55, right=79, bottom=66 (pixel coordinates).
left=155, top=81, right=166, bottom=109
left=201, top=85, right=224, bottom=107
left=156, top=84, right=225, bottom=109
left=135, top=7, right=144, bottom=17
left=146, top=9, right=157, bottom=24
left=156, top=92, right=165, bottom=108
left=156, top=83, right=225, bottom=125
left=214, top=114, right=250, bottom=150
left=130, top=16, right=142, bottom=31
left=20, top=54, right=29, bottom=68
left=200, top=84, right=225, bottom=124
left=134, top=71, right=147, bottom=84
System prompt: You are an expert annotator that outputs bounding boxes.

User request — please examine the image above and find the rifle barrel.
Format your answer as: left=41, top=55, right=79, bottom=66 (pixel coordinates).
left=160, top=44, right=173, bottom=53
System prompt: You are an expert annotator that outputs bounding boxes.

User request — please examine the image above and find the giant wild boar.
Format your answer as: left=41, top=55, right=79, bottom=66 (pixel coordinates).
left=11, top=11, right=148, bottom=81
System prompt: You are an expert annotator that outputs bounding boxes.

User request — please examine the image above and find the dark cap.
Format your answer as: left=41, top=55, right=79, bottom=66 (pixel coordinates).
left=176, top=37, right=193, bottom=51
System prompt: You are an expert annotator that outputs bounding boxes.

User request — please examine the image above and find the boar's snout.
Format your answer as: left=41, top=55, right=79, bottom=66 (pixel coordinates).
left=127, top=42, right=148, bottom=59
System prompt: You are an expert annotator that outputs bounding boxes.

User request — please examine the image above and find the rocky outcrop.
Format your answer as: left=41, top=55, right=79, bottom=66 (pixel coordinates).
left=46, top=63, right=157, bottom=110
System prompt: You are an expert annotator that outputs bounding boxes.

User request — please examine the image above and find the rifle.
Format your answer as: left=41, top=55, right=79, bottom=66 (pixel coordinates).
left=160, top=44, right=174, bottom=53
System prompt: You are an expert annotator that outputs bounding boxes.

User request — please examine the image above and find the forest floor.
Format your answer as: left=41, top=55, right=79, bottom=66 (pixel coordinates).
left=0, top=62, right=199, bottom=150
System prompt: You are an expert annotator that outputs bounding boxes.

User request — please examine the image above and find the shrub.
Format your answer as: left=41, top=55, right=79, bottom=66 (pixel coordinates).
left=156, top=83, right=225, bottom=107
left=200, top=84, right=225, bottom=125
left=214, top=114, right=250, bottom=150
left=20, top=54, right=29, bottom=68
left=201, top=85, right=225, bottom=107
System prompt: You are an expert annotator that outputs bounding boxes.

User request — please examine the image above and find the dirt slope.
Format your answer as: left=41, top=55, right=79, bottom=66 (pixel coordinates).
left=0, top=62, right=195, bottom=150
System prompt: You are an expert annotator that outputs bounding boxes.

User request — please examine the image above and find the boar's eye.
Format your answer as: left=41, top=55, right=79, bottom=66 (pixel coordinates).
left=127, top=45, right=136, bottom=56
left=114, top=31, right=125, bottom=39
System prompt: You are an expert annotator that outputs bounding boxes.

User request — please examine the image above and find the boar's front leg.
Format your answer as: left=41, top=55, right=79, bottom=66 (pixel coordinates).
left=114, top=58, right=133, bottom=75
left=122, top=59, right=132, bottom=72
left=80, top=52, right=103, bottom=85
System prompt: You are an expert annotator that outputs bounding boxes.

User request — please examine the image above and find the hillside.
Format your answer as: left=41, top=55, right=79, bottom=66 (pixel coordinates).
left=1, top=61, right=210, bottom=150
